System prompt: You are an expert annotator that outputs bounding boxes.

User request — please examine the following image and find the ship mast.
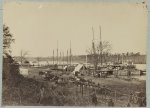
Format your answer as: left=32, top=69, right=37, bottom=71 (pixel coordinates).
left=70, top=40, right=72, bottom=65
left=53, top=49, right=54, bottom=65
left=99, top=26, right=102, bottom=66
left=62, top=52, right=64, bottom=66
left=67, top=49, right=68, bottom=65
left=92, top=27, right=96, bottom=75
left=92, top=27, right=96, bottom=55
left=57, top=40, right=58, bottom=65
left=60, top=52, right=61, bottom=65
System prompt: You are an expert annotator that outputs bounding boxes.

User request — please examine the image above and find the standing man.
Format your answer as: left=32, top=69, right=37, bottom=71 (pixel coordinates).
left=37, top=85, right=45, bottom=104
left=91, top=89, right=98, bottom=106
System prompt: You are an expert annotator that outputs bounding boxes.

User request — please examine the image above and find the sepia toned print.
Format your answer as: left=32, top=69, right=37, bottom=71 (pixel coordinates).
left=2, top=1, right=147, bottom=107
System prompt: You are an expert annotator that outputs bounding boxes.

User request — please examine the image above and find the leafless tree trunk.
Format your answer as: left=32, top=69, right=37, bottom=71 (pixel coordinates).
left=20, top=50, right=29, bottom=65
left=86, top=41, right=112, bottom=73
left=36, top=57, right=40, bottom=67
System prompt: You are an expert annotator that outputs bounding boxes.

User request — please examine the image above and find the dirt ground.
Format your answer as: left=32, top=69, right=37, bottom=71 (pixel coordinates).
left=22, top=67, right=146, bottom=107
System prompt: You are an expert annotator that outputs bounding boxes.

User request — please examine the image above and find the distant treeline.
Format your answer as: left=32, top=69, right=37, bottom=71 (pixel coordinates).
left=72, top=54, right=146, bottom=64
left=14, top=52, right=146, bottom=64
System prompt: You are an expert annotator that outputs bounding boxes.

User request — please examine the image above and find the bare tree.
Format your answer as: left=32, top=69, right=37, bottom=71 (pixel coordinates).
left=36, top=57, right=40, bottom=67
left=20, top=50, right=29, bottom=65
left=97, top=41, right=112, bottom=54
left=96, top=41, right=112, bottom=65
left=86, top=26, right=112, bottom=75
left=86, top=40, right=112, bottom=71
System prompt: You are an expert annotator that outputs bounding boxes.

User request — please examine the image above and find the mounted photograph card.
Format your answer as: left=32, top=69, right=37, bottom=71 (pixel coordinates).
left=2, top=0, right=148, bottom=107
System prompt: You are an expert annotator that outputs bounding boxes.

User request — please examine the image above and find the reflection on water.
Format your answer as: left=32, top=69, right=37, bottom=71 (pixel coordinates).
left=32, top=61, right=146, bottom=70
left=135, top=64, right=146, bottom=70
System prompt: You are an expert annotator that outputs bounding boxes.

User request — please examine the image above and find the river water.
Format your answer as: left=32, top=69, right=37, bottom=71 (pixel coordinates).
left=32, top=61, right=147, bottom=70
left=135, top=64, right=146, bottom=70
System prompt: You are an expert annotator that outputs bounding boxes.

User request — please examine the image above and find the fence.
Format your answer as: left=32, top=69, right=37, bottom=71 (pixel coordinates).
left=39, top=80, right=146, bottom=107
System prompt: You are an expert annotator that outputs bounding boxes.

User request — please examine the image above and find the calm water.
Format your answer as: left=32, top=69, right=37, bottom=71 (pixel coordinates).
left=32, top=61, right=146, bottom=70
left=33, top=61, right=79, bottom=65
left=135, top=64, right=146, bottom=70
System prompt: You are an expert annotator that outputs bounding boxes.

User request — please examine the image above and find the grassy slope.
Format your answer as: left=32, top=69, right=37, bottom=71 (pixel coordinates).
left=2, top=67, right=146, bottom=106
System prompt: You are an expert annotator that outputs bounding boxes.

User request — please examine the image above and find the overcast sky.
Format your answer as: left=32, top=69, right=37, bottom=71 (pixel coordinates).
left=3, top=1, right=147, bottom=57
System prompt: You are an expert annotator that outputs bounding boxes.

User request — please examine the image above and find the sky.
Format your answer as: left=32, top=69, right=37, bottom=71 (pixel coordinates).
left=3, top=1, right=147, bottom=57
